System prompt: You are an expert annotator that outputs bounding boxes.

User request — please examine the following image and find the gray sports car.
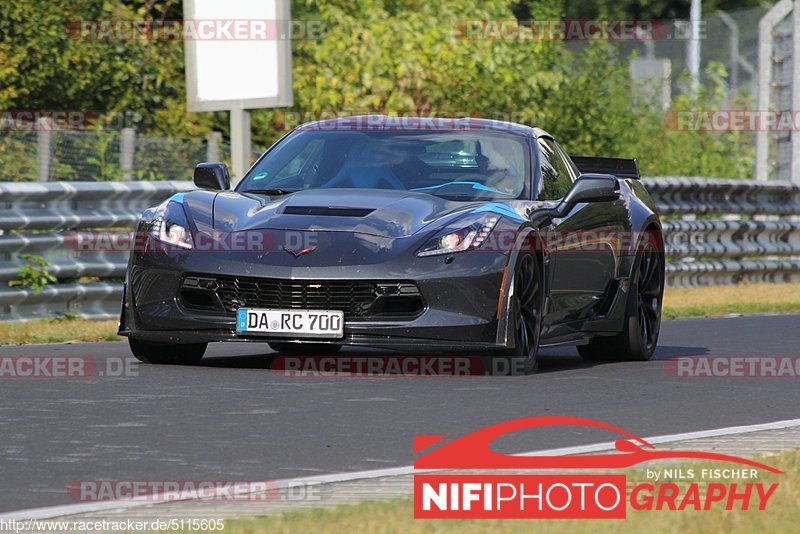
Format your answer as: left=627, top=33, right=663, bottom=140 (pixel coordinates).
left=119, top=116, right=664, bottom=374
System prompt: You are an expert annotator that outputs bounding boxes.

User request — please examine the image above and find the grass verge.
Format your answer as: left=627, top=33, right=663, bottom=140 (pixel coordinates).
left=662, top=282, right=800, bottom=319
left=0, top=318, right=119, bottom=345
left=213, top=449, right=797, bottom=534
left=1, top=283, right=799, bottom=345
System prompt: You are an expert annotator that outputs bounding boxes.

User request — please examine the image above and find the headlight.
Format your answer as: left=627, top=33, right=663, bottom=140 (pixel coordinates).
left=152, top=201, right=193, bottom=250
left=416, top=214, right=499, bottom=257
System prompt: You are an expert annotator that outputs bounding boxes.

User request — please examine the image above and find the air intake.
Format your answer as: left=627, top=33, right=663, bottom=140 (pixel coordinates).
left=283, top=206, right=375, bottom=217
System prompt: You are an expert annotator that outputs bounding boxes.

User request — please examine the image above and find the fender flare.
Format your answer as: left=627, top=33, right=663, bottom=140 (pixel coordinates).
left=494, top=226, right=548, bottom=347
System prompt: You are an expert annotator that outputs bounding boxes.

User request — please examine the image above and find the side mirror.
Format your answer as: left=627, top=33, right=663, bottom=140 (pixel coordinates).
left=193, top=162, right=230, bottom=191
left=529, top=173, right=619, bottom=224
left=562, top=173, right=620, bottom=206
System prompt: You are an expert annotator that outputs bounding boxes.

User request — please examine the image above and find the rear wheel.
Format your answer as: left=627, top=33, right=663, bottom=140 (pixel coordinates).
left=268, top=342, right=342, bottom=356
left=578, top=238, right=664, bottom=362
left=489, top=253, right=542, bottom=375
left=128, top=338, right=207, bottom=365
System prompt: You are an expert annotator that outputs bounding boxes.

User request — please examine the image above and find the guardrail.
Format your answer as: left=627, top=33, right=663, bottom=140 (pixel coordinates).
left=643, top=178, right=800, bottom=216
left=649, top=178, right=800, bottom=286
left=0, top=181, right=192, bottom=321
left=0, top=178, right=798, bottom=320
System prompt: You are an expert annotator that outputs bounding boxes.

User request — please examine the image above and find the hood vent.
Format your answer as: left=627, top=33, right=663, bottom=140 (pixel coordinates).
left=283, top=206, right=375, bottom=217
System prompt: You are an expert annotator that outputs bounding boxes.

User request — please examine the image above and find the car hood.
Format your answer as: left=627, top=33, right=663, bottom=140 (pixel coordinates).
left=208, top=189, right=479, bottom=238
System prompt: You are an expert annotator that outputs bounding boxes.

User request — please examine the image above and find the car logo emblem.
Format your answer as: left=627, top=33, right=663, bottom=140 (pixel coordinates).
left=284, top=245, right=317, bottom=258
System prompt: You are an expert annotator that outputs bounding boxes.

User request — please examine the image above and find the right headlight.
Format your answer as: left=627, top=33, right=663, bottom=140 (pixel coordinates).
left=415, top=214, right=499, bottom=257
left=151, top=201, right=193, bottom=250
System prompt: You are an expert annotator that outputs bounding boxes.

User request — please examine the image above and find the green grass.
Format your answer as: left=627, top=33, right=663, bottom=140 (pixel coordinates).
left=209, top=450, right=798, bottom=534
left=662, top=283, right=800, bottom=319
left=0, top=318, right=119, bottom=345
left=1, top=283, right=799, bottom=346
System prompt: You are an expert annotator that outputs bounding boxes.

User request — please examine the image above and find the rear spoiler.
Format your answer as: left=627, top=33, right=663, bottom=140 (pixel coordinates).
left=570, top=156, right=640, bottom=179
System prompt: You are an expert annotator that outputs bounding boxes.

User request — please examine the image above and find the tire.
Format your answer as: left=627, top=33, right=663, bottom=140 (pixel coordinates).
left=578, top=236, right=664, bottom=362
left=128, top=338, right=207, bottom=365
left=487, top=253, right=543, bottom=375
left=268, top=342, right=342, bottom=356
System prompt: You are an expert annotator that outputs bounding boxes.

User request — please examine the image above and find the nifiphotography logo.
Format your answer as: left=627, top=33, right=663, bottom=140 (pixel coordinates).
left=413, top=416, right=781, bottom=519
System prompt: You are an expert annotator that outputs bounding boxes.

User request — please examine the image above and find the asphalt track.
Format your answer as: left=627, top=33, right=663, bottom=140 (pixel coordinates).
left=1, top=314, right=799, bottom=513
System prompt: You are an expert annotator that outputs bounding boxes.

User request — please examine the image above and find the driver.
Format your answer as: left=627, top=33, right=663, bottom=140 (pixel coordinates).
left=476, top=138, right=524, bottom=196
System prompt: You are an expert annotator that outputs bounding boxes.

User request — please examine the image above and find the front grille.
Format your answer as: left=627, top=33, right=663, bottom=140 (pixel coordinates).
left=217, top=276, right=377, bottom=318
left=180, top=274, right=424, bottom=320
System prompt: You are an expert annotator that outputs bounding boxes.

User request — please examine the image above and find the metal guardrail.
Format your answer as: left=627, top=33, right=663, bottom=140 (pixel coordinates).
left=0, top=181, right=192, bottom=320
left=647, top=178, right=800, bottom=287
left=0, top=179, right=798, bottom=320
left=643, top=177, right=800, bottom=216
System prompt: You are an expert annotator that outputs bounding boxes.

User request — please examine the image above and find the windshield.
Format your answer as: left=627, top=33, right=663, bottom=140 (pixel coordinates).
left=237, top=130, right=530, bottom=201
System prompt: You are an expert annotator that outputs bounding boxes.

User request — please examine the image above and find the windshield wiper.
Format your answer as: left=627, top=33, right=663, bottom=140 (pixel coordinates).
left=240, top=188, right=297, bottom=195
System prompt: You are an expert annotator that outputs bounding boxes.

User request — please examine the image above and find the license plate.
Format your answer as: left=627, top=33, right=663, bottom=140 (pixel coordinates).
left=236, top=308, right=344, bottom=338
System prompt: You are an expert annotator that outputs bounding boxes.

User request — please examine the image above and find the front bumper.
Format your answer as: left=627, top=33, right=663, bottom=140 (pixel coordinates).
left=119, top=232, right=510, bottom=351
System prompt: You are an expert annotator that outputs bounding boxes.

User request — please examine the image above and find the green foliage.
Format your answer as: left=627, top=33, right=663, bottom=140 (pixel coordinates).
left=647, top=63, right=754, bottom=177
left=257, top=0, right=755, bottom=178
left=547, top=0, right=765, bottom=19
left=253, top=0, right=563, bottom=147
left=57, top=307, right=82, bottom=322
left=0, top=0, right=757, bottom=179
left=0, top=0, right=216, bottom=135
left=84, top=126, right=123, bottom=181
left=533, top=44, right=753, bottom=178
left=9, top=254, right=58, bottom=295
left=0, top=133, right=38, bottom=181
left=1, top=1, right=142, bottom=118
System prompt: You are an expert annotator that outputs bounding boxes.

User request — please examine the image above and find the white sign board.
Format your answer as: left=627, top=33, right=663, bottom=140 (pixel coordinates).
left=184, top=0, right=293, bottom=111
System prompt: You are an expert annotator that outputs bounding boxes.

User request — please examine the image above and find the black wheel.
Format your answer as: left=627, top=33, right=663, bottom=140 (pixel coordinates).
left=578, top=237, right=664, bottom=362
left=268, top=342, right=342, bottom=356
left=128, top=338, right=207, bottom=365
left=489, top=253, right=543, bottom=375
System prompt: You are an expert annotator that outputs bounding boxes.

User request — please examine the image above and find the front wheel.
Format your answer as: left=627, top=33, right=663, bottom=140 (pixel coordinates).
left=489, top=253, right=543, bottom=375
left=128, top=338, right=207, bottom=365
left=578, top=238, right=664, bottom=362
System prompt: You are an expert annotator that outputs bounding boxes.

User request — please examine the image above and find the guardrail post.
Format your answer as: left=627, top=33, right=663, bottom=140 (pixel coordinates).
left=36, top=117, right=51, bottom=182
left=793, top=2, right=800, bottom=184
left=757, top=0, right=794, bottom=181
left=120, top=127, right=136, bottom=180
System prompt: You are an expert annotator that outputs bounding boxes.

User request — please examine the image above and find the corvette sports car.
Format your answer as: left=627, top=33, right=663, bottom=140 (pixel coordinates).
left=119, top=116, right=664, bottom=374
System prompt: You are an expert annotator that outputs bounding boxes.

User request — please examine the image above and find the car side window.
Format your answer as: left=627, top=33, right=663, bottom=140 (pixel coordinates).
left=537, top=138, right=573, bottom=200
left=552, top=141, right=580, bottom=181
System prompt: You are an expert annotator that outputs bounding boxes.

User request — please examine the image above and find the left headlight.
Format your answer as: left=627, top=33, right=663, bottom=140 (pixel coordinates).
left=152, top=201, right=193, bottom=250
left=416, top=213, right=499, bottom=257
